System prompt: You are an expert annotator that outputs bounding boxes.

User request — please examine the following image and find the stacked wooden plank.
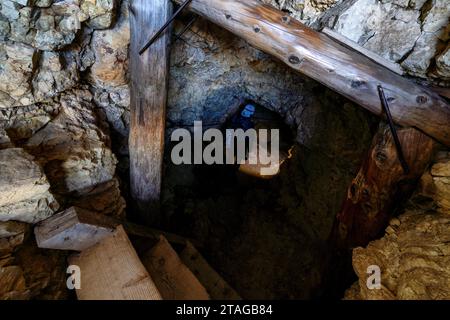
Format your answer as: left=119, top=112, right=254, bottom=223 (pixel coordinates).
left=34, top=207, right=240, bottom=300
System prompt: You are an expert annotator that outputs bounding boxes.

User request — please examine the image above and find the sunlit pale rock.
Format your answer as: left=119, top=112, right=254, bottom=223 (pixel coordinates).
left=0, top=148, right=58, bottom=223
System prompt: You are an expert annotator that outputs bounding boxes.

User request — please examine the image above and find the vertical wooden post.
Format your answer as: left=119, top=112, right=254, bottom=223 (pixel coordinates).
left=129, top=0, right=172, bottom=223
left=323, top=123, right=437, bottom=298
left=330, top=123, right=437, bottom=249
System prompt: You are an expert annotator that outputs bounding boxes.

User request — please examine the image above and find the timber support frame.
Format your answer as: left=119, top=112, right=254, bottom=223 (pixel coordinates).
left=129, top=0, right=173, bottom=223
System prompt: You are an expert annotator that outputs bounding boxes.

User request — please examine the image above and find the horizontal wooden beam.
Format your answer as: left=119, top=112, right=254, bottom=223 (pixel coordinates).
left=174, top=0, right=450, bottom=146
left=35, top=207, right=201, bottom=251
left=321, top=27, right=404, bottom=76
left=34, top=207, right=114, bottom=251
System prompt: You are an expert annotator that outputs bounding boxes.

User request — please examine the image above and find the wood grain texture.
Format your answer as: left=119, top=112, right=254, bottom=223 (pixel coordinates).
left=173, top=0, right=450, bottom=146
left=321, top=27, right=404, bottom=76
left=180, top=241, right=241, bottom=300
left=34, top=207, right=115, bottom=251
left=141, top=236, right=210, bottom=300
left=331, top=123, right=437, bottom=249
left=323, top=124, right=436, bottom=297
left=68, top=225, right=162, bottom=300
left=35, top=206, right=199, bottom=250
left=129, top=0, right=172, bottom=222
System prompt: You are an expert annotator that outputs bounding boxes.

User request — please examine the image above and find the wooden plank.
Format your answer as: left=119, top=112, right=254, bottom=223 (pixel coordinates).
left=431, top=86, right=450, bottom=100
left=35, top=206, right=201, bottom=251
left=140, top=236, right=210, bottom=300
left=173, top=0, right=450, bottom=146
left=34, top=207, right=114, bottom=251
left=321, top=27, right=405, bottom=76
left=68, top=225, right=162, bottom=300
left=129, top=0, right=172, bottom=222
left=180, top=241, right=241, bottom=300
left=123, top=220, right=202, bottom=248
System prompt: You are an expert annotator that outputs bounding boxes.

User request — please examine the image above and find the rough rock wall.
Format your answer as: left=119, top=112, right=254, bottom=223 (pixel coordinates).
left=150, top=5, right=380, bottom=299
left=345, top=152, right=450, bottom=300
left=0, top=0, right=125, bottom=300
left=263, top=0, right=450, bottom=82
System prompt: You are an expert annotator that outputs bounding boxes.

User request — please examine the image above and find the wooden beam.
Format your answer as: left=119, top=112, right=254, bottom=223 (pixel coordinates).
left=122, top=219, right=203, bottom=249
left=180, top=241, right=241, bottom=300
left=321, top=27, right=404, bottom=76
left=35, top=207, right=201, bottom=251
left=35, top=207, right=114, bottom=251
left=330, top=123, right=437, bottom=249
left=68, top=225, right=162, bottom=300
left=173, top=0, right=450, bottom=146
left=129, top=0, right=172, bottom=222
left=140, top=236, right=210, bottom=300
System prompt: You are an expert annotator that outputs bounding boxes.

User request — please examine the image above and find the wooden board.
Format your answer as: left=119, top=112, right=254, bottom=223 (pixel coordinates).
left=180, top=241, right=241, bottom=300
left=129, top=0, right=173, bottom=222
left=173, top=0, right=450, bottom=146
left=35, top=206, right=201, bottom=251
left=68, top=225, right=162, bottom=300
left=141, top=236, right=210, bottom=300
left=321, top=27, right=404, bottom=76
left=34, top=207, right=114, bottom=251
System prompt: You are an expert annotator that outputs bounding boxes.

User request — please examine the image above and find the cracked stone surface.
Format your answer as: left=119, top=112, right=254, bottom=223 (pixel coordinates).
left=333, top=0, right=449, bottom=79
left=0, top=148, right=58, bottom=224
left=345, top=208, right=450, bottom=300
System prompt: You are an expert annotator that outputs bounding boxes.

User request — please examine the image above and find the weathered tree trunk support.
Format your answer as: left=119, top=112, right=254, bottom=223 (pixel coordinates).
left=331, top=124, right=437, bottom=249
left=174, top=0, right=450, bottom=146
left=129, top=0, right=172, bottom=222
left=324, top=124, right=437, bottom=297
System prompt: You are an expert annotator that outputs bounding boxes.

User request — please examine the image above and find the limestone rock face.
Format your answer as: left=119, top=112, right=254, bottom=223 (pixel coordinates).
left=423, top=152, right=450, bottom=213
left=0, top=218, right=30, bottom=300
left=167, top=21, right=315, bottom=134
left=12, top=236, right=70, bottom=299
left=345, top=209, right=450, bottom=300
left=1, top=0, right=118, bottom=50
left=0, top=40, right=81, bottom=108
left=32, top=51, right=79, bottom=103
left=0, top=224, right=26, bottom=259
left=435, top=44, right=450, bottom=80
left=0, top=265, right=29, bottom=300
left=0, top=89, right=125, bottom=219
left=89, top=7, right=129, bottom=88
left=0, top=221, right=27, bottom=239
left=332, top=0, right=450, bottom=79
left=261, top=0, right=340, bottom=25
left=334, top=0, right=421, bottom=62
left=20, top=90, right=125, bottom=218
left=0, top=42, right=37, bottom=108
left=0, top=148, right=58, bottom=223
left=88, top=0, right=130, bottom=153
